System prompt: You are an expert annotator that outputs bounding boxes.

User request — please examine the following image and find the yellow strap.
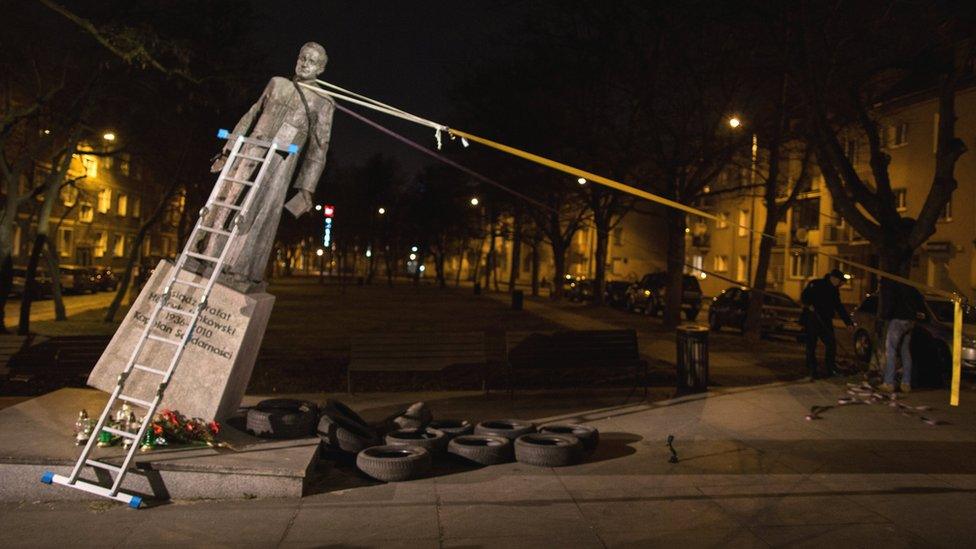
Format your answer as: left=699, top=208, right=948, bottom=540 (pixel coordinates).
left=951, top=300, right=963, bottom=406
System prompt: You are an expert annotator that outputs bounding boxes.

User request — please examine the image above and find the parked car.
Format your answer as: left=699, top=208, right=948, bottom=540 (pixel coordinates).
left=707, top=287, right=804, bottom=337
left=93, top=268, right=118, bottom=292
left=625, top=272, right=703, bottom=320
left=851, top=293, right=976, bottom=382
left=566, top=278, right=595, bottom=302
left=605, top=280, right=632, bottom=308
left=59, top=265, right=98, bottom=294
left=10, top=267, right=54, bottom=298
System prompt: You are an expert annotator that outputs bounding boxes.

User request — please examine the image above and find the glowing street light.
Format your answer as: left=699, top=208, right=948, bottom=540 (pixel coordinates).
left=378, top=207, right=386, bottom=215
left=728, top=117, right=741, bottom=129
left=315, top=204, right=322, bottom=211
left=578, top=177, right=587, bottom=185
left=316, top=248, right=324, bottom=257
left=470, top=197, right=480, bottom=207
left=409, top=253, right=417, bottom=261
left=102, top=132, right=116, bottom=141
left=411, top=246, right=418, bottom=252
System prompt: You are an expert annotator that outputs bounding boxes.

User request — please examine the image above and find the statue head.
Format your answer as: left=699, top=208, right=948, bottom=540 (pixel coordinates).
left=295, top=42, right=328, bottom=82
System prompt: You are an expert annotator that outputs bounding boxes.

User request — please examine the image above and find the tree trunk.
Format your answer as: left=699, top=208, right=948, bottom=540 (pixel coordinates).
left=0, top=254, right=12, bottom=333
left=530, top=239, right=541, bottom=297
left=663, top=208, right=686, bottom=328
left=484, top=217, right=495, bottom=291
left=43, top=240, right=67, bottom=321
left=508, top=214, right=522, bottom=293
left=18, top=234, right=47, bottom=335
left=592, top=219, right=610, bottom=306
left=454, top=238, right=467, bottom=288
left=550, top=240, right=568, bottom=300
left=744, top=213, right=777, bottom=340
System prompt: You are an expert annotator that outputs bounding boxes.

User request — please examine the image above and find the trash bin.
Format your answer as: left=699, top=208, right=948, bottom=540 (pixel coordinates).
left=512, top=290, right=524, bottom=310
left=473, top=282, right=481, bottom=295
left=676, top=325, right=709, bottom=392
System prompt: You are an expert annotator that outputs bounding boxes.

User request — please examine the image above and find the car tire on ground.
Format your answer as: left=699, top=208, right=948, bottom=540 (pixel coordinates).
left=318, top=411, right=381, bottom=453
left=447, top=434, right=513, bottom=465
left=246, top=399, right=318, bottom=439
left=385, top=428, right=448, bottom=454
left=428, top=419, right=473, bottom=438
left=514, top=433, right=584, bottom=467
left=356, top=445, right=431, bottom=482
left=324, top=398, right=369, bottom=427
left=538, top=424, right=599, bottom=452
left=474, top=419, right=536, bottom=440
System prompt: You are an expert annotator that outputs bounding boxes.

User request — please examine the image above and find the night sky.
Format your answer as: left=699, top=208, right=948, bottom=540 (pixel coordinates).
left=239, top=1, right=526, bottom=176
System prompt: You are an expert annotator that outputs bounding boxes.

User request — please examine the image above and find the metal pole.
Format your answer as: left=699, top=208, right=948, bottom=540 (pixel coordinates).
left=951, top=296, right=962, bottom=406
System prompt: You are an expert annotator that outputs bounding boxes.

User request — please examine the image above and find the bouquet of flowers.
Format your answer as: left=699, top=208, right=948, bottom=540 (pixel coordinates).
left=145, top=409, right=221, bottom=450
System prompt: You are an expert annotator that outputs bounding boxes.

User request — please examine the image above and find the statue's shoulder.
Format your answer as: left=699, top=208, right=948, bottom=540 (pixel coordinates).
left=268, top=76, right=292, bottom=89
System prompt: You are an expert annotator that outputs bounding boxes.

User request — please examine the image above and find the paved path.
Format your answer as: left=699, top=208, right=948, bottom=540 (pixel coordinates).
left=3, top=381, right=974, bottom=547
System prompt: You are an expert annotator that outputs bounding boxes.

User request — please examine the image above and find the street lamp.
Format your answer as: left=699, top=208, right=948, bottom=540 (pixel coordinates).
left=316, top=249, right=324, bottom=257
left=578, top=177, right=587, bottom=185
left=102, top=132, right=116, bottom=141
left=378, top=207, right=386, bottom=215
left=315, top=204, right=322, bottom=211
left=470, top=197, right=479, bottom=207
left=728, top=117, right=741, bottom=129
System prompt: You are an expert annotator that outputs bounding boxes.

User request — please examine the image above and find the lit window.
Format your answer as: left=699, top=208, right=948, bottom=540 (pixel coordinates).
left=58, top=227, right=73, bottom=257
left=716, top=212, right=729, bottom=229
left=737, top=209, right=749, bottom=236
left=736, top=255, right=748, bottom=282
left=613, top=227, right=623, bottom=246
left=132, top=196, right=141, bottom=218
left=713, top=255, right=728, bottom=273
left=12, top=226, right=21, bottom=257
left=117, top=194, right=128, bottom=217
left=60, top=186, right=78, bottom=207
left=78, top=202, right=94, bottom=223
left=94, top=232, right=107, bottom=258
left=890, top=123, right=908, bottom=147
left=894, top=189, right=907, bottom=212
left=120, top=157, right=130, bottom=177
left=790, top=253, right=818, bottom=279
left=97, top=189, right=112, bottom=213
left=113, top=233, right=125, bottom=257
left=101, top=156, right=113, bottom=170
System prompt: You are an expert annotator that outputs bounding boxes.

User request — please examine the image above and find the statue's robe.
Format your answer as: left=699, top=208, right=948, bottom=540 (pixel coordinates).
left=202, top=76, right=334, bottom=285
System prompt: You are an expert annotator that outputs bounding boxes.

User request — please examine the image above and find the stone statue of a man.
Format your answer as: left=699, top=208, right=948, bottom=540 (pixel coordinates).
left=197, top=42, right=335, bottom=291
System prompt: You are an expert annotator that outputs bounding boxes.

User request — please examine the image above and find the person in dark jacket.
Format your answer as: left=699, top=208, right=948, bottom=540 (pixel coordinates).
left=878, top=278, right=927, bottom=393
left=800, top=269, right=854, bottom=378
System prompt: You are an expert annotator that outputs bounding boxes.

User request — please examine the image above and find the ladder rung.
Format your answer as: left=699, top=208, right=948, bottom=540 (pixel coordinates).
left=102, top=427, right=139, bottom=440
left=235, top=153, right=267, bottom=162
left=161, top=306, right=194, bottom=316
left=147, top=334, right=179, bottom=345
left=220, top=177, right=255, bottom=186
left=86, top=459, right=122, bottom=474
left=185, top=252, right=220, bottom=263
left=198, top=226, right=233, bottom=237
left=133, top=364, right=167, bottom=376
left=211, top=201, right=242, bottom=211
left=171, top=279, right=207, bottom=289
left=118, top=394, right=154, bottom=409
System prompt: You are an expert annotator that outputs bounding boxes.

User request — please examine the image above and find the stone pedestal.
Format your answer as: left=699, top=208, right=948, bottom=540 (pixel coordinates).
left=87, top=260, right=274, bottom=420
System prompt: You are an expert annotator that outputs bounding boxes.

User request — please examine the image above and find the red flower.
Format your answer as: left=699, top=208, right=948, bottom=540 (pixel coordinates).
left=208, top=421, right=220, bottom=435
left=152, top=423, right=163, bottom=435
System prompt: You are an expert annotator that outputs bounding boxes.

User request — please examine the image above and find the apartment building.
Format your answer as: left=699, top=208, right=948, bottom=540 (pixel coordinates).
left=13, top=140, right=183, bottom=271
left=687, top=84, right=976, bottom=304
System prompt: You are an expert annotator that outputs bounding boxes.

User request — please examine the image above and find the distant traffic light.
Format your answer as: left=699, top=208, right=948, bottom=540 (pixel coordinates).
left=323, top=204, right=335, bottom=217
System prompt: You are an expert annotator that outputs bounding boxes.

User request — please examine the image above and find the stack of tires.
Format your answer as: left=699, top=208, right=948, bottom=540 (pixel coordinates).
left=247, top=398, right=601, bottom=483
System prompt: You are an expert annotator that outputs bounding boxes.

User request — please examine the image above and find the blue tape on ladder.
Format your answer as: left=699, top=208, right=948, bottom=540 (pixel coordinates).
left=129, top=495, right=143, bottom=509
left=217, top=129, right=230, bottom=139
left=287, top=144, right=299, bottom=155
left=41, top=471, right=54, bottom=484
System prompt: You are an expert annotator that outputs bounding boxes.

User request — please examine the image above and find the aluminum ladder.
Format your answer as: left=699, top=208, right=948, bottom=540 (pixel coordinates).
left=42, top=129, right=298, bottom=508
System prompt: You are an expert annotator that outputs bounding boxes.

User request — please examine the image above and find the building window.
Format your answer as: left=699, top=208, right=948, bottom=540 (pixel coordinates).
left=58, top=227, right=73, bottom=257
left=692, top=254, right=703, bottom=273
left=117, top=193, right=128, bottom=216
left=120, top=157, right=130, bottom=177
left=737, top=209, right=749, bottom=237
left=12, top=226, right=21, bottom=257
left=101, top=155, right=113, bottom=170
left=60, top=185, right=78, bottom=207
left=94, top=232, right=107, bottom=258
left=790, top=253, right=818, bottom=279
left=713, top=255, right=728, bottom=273
left=894, top=188, right=907, bottom=212
left=132, top=196, right=141, bottom=218
left=890, top=122, right=908, bottom=147
left=716, top=212, right=729, bottom=229
left=792, top=197, right=821, bottom=231
left=939, top=198, right=952, bottom=222
left=113, top=233, right=125, bottom=257
left=142, top=238, right=151, bottom=257
left=97, top=188, right=112, bottom=213
left=613, top=227, right=623, bottom=246
left=79, top=202, right=94, bottom=223
left=736, top=255, right=748, bottom=282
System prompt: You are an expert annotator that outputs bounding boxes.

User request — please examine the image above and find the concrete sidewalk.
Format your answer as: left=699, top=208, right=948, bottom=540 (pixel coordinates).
left=3, top=380, right=975, bottom=548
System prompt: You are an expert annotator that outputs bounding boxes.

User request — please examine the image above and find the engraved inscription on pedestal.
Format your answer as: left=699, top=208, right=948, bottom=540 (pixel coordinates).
left=87, top=260, right=275, bottom=421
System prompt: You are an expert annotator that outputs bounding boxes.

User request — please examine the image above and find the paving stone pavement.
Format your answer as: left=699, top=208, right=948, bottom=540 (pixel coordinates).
left=3, top=379, right=975, bottom=548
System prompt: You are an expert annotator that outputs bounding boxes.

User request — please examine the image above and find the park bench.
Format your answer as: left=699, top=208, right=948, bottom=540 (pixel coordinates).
left=503, top=329, right=647, bottom=399
left=347, top=332, right=489, bottom=393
